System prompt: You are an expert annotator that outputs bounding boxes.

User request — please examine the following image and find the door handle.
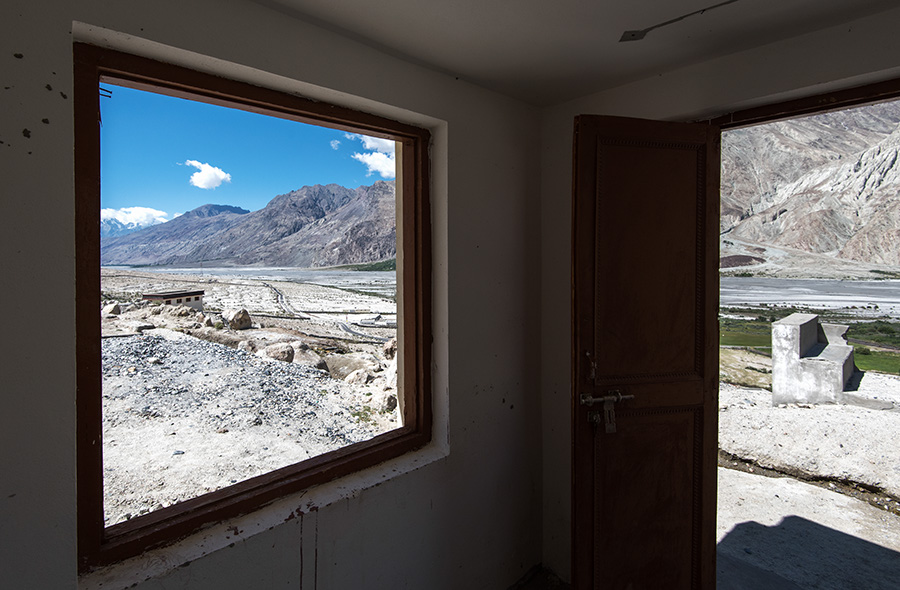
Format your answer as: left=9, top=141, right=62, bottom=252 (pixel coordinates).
left=580, top=390, right=634, bottom=434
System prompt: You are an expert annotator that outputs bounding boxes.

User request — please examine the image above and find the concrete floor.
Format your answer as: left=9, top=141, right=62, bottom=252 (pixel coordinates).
left=512, top=467, right=900, bottom=589
left=716, top=467, right=900, bottom=590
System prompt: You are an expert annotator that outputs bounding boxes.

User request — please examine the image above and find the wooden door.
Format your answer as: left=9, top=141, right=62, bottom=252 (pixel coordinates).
left=571, top=115, right=719, bottom=589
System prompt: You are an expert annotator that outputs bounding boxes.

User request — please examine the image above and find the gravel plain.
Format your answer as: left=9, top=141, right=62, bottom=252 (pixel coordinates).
left=102, top=329, right=398, bottom=526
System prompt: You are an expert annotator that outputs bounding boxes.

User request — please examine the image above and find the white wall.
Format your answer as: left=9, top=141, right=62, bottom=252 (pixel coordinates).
left=0, top=1, right=542, bottom=587
left=538, top=7, right=900, bottom=579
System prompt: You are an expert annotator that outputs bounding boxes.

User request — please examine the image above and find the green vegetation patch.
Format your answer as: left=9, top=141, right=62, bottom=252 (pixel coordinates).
left=719, top=311, right=900, bottom=375
left=332, top=258, right=396, bottom=272
left=869, top=269, right=900, bottom=279
left=854, top=350, right=900, bottom=375
left=720, top=331, right=771, bottom=348
left=846, top=320, right=900, bottom=349
left=719, top=313, right=772, bottom=349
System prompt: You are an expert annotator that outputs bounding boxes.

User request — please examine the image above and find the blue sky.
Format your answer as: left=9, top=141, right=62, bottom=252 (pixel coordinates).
left=100, top=83, right=395, bottom=226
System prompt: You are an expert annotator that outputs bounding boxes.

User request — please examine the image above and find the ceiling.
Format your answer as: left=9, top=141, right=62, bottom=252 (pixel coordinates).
left=255, top=0, right=900, bottom=106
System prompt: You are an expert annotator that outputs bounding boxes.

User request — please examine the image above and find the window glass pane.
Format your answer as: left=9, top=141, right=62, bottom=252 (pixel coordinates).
left=99, top=84, right=401, bottom=526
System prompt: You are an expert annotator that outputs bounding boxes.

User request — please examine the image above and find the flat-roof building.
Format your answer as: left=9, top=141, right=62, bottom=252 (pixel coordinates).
left=142, top=290, right=204, bottom=311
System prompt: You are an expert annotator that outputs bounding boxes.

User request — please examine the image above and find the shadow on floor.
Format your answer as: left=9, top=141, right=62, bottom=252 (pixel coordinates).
left=717, top=515, right=900, bottom=590
left=508, top=566, right=570, bottom=590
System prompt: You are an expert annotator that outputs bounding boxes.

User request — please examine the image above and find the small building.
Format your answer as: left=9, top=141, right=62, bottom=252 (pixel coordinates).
left=142, top=289, right=205, bottom=312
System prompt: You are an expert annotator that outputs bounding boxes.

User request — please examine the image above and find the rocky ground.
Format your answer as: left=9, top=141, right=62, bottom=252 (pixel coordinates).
left=719, top=373, right=900, bottom=511
left=100, top=270, right=400, bottom=526
left=102, top=330, right=398, bottom=525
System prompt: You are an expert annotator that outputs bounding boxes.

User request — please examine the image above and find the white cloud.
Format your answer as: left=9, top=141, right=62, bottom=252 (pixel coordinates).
left=346, top=134, right=396, bottom=178
left=330, top=139, right=341, bottom=150
left=352, top=151, right=396, bottom=178
left=359, top=135, right=395, bottom=154
left=183, top=160, right=231, bottom=189
left=101, top=206, right=172, bottom=227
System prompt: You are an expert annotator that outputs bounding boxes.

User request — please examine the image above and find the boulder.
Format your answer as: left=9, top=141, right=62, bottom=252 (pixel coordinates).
left=238, top=340, right=259, bottom=353
left=382, top=393, right=398, bottom=413
left=290, top=342, right=328, bottom=370
left=102, top=302, right=121, bottom=316
left=264, top=342, right=295, bottom=363
left=370, top=390, right=398, bottom=413
left=324, top=352, right=380, bottom=380
left=191, top=327, right=244, bottom=349
left=383, top=356, right=398, bottom=390
left=163, top=305, right=194, bottom=318
left=382, top=337, right=397, bottom=360
left=223, top=308, right=252, bottom=330
left=345, top=368, right=373, bottom=385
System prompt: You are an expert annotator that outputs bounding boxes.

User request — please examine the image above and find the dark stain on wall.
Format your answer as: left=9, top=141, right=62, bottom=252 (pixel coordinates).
left=22, top=128, right=31, bottom=138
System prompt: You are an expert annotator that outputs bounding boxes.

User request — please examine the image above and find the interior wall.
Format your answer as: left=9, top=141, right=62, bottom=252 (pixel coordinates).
left=0, top=1, right=542, bottom=588
left=538, top=7, right=900, bottom=580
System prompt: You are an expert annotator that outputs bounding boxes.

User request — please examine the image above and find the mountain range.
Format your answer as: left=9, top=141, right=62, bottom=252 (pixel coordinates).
left=100, top=181, right=396, bottom=268
left=721, top=101, right=900, bottom=272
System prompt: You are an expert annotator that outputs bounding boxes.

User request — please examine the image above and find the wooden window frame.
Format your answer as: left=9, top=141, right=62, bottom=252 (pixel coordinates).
left=75, top=43, right=432, bottom=572
left=709, top=77, right=900, bottom=130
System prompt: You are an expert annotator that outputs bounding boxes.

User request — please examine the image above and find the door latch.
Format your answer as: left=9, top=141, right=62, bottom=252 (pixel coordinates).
left=581, top=390, right=634, bottom=434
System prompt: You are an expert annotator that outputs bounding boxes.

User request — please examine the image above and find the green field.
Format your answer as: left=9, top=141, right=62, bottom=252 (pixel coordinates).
left=853, top=350, right=900, bottom=374
left=331, top=258, right=396, bottom=272
left=719, top=330, right=771, bottom=348
left=719, top=314, right=772, bottom=349
left=846, top=320, right=900, bottom=348
left=719, top=312, right=900, bottom=376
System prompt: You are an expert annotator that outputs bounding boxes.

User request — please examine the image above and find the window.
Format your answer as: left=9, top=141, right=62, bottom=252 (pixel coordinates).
left=75, top=43, right=432, bottom=571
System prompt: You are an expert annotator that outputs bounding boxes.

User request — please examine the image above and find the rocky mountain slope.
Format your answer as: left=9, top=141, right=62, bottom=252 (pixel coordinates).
left=101, top=217, right=152, bottom=239
left=721, top=101, right=900, bottom=271
left=100, top=181, right=395, bottom=268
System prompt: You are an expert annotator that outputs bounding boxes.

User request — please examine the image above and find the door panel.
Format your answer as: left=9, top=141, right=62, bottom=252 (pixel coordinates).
left=572, top=115, right=719, bottom=589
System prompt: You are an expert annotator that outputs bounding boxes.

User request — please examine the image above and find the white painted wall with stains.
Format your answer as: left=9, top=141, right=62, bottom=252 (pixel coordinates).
left=1, top=1, right=540, bottom=587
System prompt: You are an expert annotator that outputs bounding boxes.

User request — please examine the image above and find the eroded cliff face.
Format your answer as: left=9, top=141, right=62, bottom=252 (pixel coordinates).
left=100, top=181, right=396, bottom=268
left=722, top=101, right=900, bottom=268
